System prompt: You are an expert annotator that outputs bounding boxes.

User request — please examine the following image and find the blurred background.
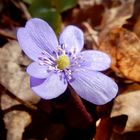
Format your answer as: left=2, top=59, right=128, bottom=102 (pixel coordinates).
left=0, top=0, right=140, bottom=140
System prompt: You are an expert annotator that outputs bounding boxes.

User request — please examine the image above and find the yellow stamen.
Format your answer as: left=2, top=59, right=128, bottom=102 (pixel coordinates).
left=56, top=54, right=70, bottom=70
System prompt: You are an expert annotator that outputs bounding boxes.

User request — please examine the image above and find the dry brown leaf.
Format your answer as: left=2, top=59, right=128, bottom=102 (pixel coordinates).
left=1, top=91, right=19, bottom=110
left=99, top=27, right=140, bottom=82
left=111, top=90, right=140, bottom=133
left=100, top=0, right=134, bottom=40
left=0, top=41, right=40, bottom=109
left=4, top=110, right=31, bottom=140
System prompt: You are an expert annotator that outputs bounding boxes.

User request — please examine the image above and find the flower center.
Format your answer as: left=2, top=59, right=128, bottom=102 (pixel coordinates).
left=56, top=54, right=70, bottom=70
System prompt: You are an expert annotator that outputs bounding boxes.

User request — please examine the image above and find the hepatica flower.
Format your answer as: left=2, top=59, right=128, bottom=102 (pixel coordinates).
left=17, top=18, right=118, bottom=105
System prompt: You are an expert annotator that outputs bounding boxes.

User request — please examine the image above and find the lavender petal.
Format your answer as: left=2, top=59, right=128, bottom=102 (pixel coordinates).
left=17, top=28, right=43, bottom=61
left=30, top=72, right=68, bottom=99
left=59, top=25, right=84, bottom=54
left=69, top=70, right=118, bottom=105
left=79, top=50, right=111, bottom=71
left=27, top=62, right=49, bottom=78
left=25, top=18, right=58, bottom=55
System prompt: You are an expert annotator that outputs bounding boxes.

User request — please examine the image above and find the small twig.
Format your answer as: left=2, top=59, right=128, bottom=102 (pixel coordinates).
left=0, top=29, right=16, bottom=40
left=11, top=0, right=31, bottom=20
left=0, top=85, right=37, bottom=111
left=7, top=91, right=37, bottom=110
left=19, top=1, right=31, bottom=20
left=82, top=22, right=99, bottom=49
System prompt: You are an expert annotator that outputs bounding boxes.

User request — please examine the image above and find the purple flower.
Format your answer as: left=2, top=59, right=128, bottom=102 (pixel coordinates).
left=17, top=18, right=118, bottom=105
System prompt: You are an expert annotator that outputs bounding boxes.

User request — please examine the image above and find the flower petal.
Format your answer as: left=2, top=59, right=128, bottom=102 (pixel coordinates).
left=27, top=62, right=49, bottom=78
left=17, top=28, right=42, bottom=61
left=25, top=18, right=58, bottom=54
left=78, top=50, right=111, bottom=71
left=59, top=25, right=84, bottom=53
left=30, top=72, right=68, bottom=99
left=69, top=70, right=118, bottom=105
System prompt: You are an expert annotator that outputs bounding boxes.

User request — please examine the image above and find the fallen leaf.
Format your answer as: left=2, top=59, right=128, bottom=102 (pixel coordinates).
left=111, top=90, right=140, bottom=133
left=1, top=90, right=19, bottom=110
left=0, top=41, right=40, bottom=109
left=99, top=0, right=134, bottom=40
left=4, top=110, right=31, bottom=140
left=99, top=27, right=140, bottom=82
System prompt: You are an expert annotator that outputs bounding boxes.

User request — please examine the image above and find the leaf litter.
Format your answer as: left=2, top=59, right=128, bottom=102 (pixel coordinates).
left=0, top=0, right=140, bottom=140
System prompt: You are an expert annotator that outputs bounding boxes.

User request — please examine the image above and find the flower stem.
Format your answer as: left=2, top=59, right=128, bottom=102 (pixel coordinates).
left=51, top=86, right=94, bottom=128
left=65, top=86, right=94, bottom=128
